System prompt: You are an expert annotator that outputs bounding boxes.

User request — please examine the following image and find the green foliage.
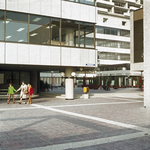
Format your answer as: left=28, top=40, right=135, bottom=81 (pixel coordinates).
left=114, top=77, right=119, bottom=85
left=137, top=76, right=139, bottom=85
left=122, top=77, right=125, bottom=86
left=93, top=76, right=99, bottom=85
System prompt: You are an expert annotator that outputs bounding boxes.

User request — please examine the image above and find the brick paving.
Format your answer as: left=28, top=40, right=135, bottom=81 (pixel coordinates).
left=0, top=94, right=150, bottom=150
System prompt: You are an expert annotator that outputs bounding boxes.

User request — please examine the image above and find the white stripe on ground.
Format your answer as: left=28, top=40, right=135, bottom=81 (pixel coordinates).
left=32, top=104, right=148, bottom=132
left=0, top=107, right=38, bottom=111
left=23, top=132, right=149, bottom=150
left=50, top=101, right=142, bottom=108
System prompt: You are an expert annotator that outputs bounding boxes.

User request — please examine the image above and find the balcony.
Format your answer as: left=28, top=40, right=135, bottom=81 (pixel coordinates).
left=97, top=0, right=114, bottom=8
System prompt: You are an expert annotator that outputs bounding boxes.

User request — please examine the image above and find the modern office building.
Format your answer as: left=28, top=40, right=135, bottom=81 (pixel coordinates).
left=40, top=0, right=143, bottom=88
left=0, top=0, right=97, bottom=94
left=131, top=0, right=150, bottom=107
left=96, top=0, right=143, bottom=79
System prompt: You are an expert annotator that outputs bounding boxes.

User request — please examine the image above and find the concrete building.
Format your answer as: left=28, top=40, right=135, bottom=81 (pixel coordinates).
left=0, top=0, right=97, bottom=96
left=96, top=0, right=142, bottom=78
left=40, top=0, right=143, bottom=88
left=131, top=0, right=150, bottom=108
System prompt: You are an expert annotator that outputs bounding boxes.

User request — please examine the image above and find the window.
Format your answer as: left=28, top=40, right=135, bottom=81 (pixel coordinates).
left=96, top=39, right=130, bottom=49
left=29, top=15, right=50, bottom=45
left=103, top=18, right=108, bottom=23
left=63, top=0, right=95, bottom=6
left=51, top=18, right=60, bottom=45
left=80, top=22, right=94, bottom=48
left=6, top=12, right=28, bottom=43
left=61, top=19, right=79, bottom=47
left=122, top=21, right=126, bottom=26
left=0, top=10, right=4, bottom=41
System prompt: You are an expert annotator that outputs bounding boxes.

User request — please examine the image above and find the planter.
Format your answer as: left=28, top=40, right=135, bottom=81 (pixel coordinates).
left=113, top=85, right=119, bottom=89
left=121, top=85, right=125, bottom=88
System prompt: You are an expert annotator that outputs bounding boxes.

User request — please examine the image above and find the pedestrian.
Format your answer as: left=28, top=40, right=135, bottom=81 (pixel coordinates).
left=106, top=79, right=110, bottom=91
left=7, top=83, right=16, bottom=104
left=16, top=81, right=27, bottom=104
left=27, top=84, right=34, bottom=104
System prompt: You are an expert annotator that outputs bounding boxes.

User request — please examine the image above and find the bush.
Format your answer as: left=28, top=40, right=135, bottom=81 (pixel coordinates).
left=114, top=77, right=119, bottom=85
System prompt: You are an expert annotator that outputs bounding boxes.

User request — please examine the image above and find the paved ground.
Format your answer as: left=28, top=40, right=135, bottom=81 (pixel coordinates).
left=0, top=89, right=149, bottom=150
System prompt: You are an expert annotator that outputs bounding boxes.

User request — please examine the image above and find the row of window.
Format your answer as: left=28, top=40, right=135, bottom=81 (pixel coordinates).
left=0, top=10, right=95, bottom=48
left=96, top=26, right=130, bottom=37
left=63, top=0, right=95, bottom=6
left=98, top=52, right=130, bottom=61
left=99, top=66, right=130, bottom=71
left=96, top=39, right=130, bottom=49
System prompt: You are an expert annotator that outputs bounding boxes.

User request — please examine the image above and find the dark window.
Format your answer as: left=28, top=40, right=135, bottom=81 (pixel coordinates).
left=29, top=15, right=50, bottom=45
left=6, top=11, right=28, bottom=22
left=51, top=18, right=60, bottom=46
left=61, top=20, right=79, bottom=47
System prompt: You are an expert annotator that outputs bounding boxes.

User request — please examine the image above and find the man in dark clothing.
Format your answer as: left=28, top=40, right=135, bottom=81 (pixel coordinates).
left=106, top=79, right=110, bottom=91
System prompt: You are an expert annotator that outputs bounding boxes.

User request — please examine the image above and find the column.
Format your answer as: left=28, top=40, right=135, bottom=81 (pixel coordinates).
left=30, top=71, right=39, bottom=94
left=66, top=29, right=74, bottom=46
left=144, top=0, right=150, bottom=107
left=65, top=67, right=74, bottom=100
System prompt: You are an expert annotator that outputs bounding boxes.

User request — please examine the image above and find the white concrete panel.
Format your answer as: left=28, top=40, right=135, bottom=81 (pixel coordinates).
left=6, top=43, right=18, bottom=64
left=7, top=0, right=19, bottom=11
left=97, top=46, right=130, bottom=54
left=97, top=14, right=130, bottom=30
left=51, top=0, right=61, bottom=18
left=29, top=45, right=40, bottom=65
left=18, top=0, right=29, bottom=13
left=99, top=59, right=130, bottom=65
left=50, top=46, right=60, bottom=65
left=18, top=44, right=29, bottom=64
left=40, top=0, right=51, bottom=16
left=62, top=47, right=71, bottom=66
left=0, top=42, right=5, bottom=63
left=70, top=48, right=80, bottom=66
left=40, top=46, right=50, bottom=65
left=62, top=1, right=95, bottom=23
left=131, top=63, right=144, bottom=72
left=80, top=49, right=89, bottom=66
left=0, top=0, right=5, bottom=9
left=88, top=50, right=95, bottom=64
left=96, top=34, right=130, bottom=42
left=29, top=0, right=41, bottom=15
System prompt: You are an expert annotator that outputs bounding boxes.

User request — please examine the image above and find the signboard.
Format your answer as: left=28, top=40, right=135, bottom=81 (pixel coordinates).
left=86, top=64, right=95, bottom=66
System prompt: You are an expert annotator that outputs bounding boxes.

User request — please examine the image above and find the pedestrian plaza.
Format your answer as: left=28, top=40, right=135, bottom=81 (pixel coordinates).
left=0, top=89, right=150, bottom=150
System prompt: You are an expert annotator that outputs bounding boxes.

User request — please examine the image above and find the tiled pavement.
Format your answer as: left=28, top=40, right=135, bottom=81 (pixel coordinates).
left=0, top=95, right=150, bottom=150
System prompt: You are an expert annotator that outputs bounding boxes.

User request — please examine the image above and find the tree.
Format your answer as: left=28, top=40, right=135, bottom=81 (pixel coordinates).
left=114, top=77, right=119, bottom=85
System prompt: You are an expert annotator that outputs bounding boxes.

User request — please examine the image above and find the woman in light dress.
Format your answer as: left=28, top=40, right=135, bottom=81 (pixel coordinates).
left=16, top=81, right=27, bottom=104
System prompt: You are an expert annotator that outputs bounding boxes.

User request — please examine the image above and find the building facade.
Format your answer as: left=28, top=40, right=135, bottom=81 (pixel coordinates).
left=0, top=0, right=97, bottom=93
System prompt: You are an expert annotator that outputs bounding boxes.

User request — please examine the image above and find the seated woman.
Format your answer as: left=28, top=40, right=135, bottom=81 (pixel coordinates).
left=27, top=84, right=34, bottom=104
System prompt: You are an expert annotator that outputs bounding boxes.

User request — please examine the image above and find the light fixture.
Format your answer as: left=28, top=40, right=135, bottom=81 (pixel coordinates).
left=18, top=40, right=24, bottom=42
left=3, top=21, right=10, bottom=24
left=17, top=28, right=25, bottom=32
left=33, top=17, right=41, bottom=22
left=80, top=68, right=83, bottom=71
left=60, top=72, right=65, bottom=77
left=71, top=72, right=76, bottom=77
left=6, top=36, right=12, bottom=39
left=46, top=26, right=50, bottom=29
left=30, top=33, right=38, bottom=36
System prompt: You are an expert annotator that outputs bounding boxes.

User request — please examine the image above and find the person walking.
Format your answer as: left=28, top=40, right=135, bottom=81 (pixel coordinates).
left=7, top=83, right=16, bottom=104
left=27, top=84, right=33, bottom=104
left=106, top=79, right=110, bottom=91
left=16, top=81, right=27, bottom=104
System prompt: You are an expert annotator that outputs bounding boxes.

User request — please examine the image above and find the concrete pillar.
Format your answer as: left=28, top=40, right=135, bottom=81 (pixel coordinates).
left=30, top=71, right=39, bottom=94
left=66, top=29, right=74, bottom=46
left=144, top=0, right=150, bottom=108
left=65, top=67, right=74, bottom=100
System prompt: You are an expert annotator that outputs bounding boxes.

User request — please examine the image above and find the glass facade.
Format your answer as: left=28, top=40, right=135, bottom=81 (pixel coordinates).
left=0, top=10, right=95, bottom=49
left=96, top=39, right=130, bottom=49
left=96, top=26, right=130, bottom=37
left=98, top=52, right=130, bottom=61
left=63, top=0, right=95, bottom=6
left=0, top=10, right=4, bottom=41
